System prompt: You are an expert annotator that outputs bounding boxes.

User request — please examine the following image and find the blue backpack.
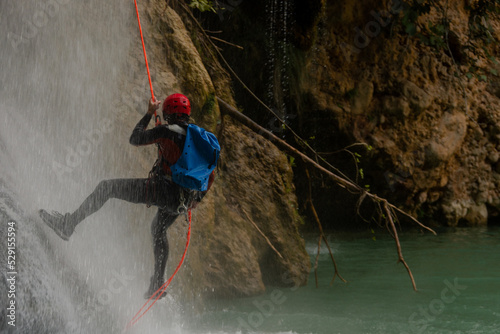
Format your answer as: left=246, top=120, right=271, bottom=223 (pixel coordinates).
left=170, top=124, right=220, bottom=191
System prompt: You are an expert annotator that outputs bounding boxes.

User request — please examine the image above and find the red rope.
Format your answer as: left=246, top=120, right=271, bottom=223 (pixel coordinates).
left=134, top=0, right=161, bottom=126
left=125, top=5, right=191, bottom=332
left=124, top=209, right=192, bottom=332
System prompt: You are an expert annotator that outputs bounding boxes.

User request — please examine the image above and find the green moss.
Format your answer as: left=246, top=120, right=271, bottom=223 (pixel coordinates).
left=199, top=92, right=218, bottom=131
left=202, top=92, right=216, bottom=115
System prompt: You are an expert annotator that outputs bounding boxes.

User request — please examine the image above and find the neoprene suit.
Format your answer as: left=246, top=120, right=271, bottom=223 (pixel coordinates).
left=67, top=112, right=212, bottom=295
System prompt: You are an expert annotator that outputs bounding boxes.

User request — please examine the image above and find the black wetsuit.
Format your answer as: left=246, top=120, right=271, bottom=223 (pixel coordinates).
left=68, top=112, right=198, bottom=293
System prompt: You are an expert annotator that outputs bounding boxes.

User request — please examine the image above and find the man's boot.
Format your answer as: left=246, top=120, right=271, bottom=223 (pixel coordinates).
left=144, top=276, right=167, bottom=300
left=39, top=209, right=75, bottom=241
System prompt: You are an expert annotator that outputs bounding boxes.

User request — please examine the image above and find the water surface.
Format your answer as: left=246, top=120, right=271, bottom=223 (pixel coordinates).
left=192, top=228, right=500, bottom=334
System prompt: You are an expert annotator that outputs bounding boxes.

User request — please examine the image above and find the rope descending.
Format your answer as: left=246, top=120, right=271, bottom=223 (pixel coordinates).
left=134, top=0, right=161, bottom=126
left=124, top=210, right=192, bottom=332
left=124, top=2, right=193, bottom=332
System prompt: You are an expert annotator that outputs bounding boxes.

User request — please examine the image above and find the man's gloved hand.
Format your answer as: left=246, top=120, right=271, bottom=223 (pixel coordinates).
left=147, top=97, right=162, bottom=115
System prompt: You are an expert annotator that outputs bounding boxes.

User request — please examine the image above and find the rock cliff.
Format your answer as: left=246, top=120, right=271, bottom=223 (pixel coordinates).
left=207, top=0, right=500, bottom=228
left=299, top=0, right=500, bottom=227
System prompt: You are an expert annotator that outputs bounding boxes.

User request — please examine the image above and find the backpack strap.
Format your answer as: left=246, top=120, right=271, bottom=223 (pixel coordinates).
left=167, top=124, right=187, bottom=136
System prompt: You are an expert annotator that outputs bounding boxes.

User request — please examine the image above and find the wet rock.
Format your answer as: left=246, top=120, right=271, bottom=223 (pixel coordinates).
left=156, top=6, right=216, bottom=128
left=442, top=199, right=469, bottom=226
left=488, top=150, right=499, bottom=164
left=442, top=199, right=488, bottom=226
left=401, top=79, right=433, bottom=112
left=439, top=175, right=449, bottom=187
left=424, top=112, right=467, bottom=168
left=464, top=203, right=488, bottom=226
left=418, top=191, right=428, bottom=203
left=428, top=191, right=441, bottom=203
left=382, top=96, right=410, bottom=118
left=351, top=80, right=374, bottom=114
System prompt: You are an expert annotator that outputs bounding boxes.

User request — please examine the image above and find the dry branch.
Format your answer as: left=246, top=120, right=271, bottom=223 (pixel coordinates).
left=209, top=36, right=244, bottom=50
left=241, top=207, right=284, bottom=260
left=218, top=97, right=436, bottom=291
left=217, top=97, right=360, bottom=191
left=383, top=201, right=418, bottom=291
left=314, top=235, right=321, bottom=288
left=305, top=169, right=346, bottom=286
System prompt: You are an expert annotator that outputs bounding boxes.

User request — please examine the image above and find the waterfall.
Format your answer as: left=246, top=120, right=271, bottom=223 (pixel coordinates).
left=0, top=1, right=184, bottom=332
left=265, top=0, right=294, bottom=134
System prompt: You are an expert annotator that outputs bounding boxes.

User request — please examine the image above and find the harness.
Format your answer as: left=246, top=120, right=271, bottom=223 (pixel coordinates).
left=145, top=124, right=198, bottom=214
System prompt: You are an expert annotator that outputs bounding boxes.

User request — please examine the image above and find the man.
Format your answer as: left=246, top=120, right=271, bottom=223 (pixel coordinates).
left=39, top=93, right=214, bottom=299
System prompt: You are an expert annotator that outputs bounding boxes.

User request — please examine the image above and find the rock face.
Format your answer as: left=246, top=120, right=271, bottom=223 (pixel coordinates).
left=424, top=112, right=467, bottom=169
left=197, top=119, right=310, bottom=298
left=121, top=0, right=310, bottom=305
left=293, top=0, right=500, bottom=227
left=352, top=80, right=374, bottom=115
left=203, top=0, right=499, bottom=228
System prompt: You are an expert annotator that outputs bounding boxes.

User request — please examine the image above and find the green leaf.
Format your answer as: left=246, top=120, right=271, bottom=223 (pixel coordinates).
left=488, top=56, right=499, bottom=65
left=189, top=0, right=216, bottom=13
left=418, top=34, right=430, bottom=45
left=405, top=22, right=417, bottom=36
left=435, top=24, right=445, bottom=35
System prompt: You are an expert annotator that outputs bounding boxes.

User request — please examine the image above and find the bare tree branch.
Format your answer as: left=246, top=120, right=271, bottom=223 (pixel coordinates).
left=241, top=207, right=284, bottom=260
left=383, top=201, right=418, bottom=291
left=305, top=169, right=347, bottom=285
left=218, top=97, right=436, bottom=291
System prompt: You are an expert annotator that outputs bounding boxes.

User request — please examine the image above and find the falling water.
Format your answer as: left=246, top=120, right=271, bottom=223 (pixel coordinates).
left=0, top=1, right=184, bottom=333
left=265, top=0, right=294, bottom=134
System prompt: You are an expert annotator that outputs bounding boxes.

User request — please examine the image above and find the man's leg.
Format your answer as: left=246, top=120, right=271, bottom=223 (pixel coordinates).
left=145, top=208, right=178, bottom=299
left=69, top=178, right=151, bottom=227
left=40, top=178, right=151, bottom=239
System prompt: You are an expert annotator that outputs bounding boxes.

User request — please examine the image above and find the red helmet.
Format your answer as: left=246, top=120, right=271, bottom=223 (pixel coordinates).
left=162, top=93, right=191, bottom=116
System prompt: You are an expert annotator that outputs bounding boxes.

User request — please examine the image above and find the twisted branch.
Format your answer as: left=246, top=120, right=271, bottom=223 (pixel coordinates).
left=305, top=169, right=346, bottom=286
left=383, top=201, right=417, bottom=291
left=218, top=97, right=436, bottom=290
left=240, top=207, right=284, bottom=260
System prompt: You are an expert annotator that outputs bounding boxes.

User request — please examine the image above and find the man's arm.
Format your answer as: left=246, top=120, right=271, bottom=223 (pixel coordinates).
left=129, top=98, right=162, bottom=146
left=129, top=113, right=154, bottom=146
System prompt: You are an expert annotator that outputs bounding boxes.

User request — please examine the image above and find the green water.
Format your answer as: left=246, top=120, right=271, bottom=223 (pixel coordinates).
left=191, top=227, right=500, bottom=334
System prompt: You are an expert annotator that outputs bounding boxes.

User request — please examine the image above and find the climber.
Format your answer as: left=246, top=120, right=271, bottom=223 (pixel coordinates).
left=39, top=93, right=215, bottom=299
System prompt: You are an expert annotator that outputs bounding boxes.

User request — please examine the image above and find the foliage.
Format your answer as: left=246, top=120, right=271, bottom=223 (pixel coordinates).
left=344, top=88, right=358, bottom=100
left=339, top=143, right=372, bottom=186
left=464, top=0, right=500, bottom=79
left=401, top=0, right=431, bottom=37
left=189, top=0, right=217, bottom=13
left=398, top=0, right=500, bottom=82
left=400, top=0, right=450, bottom=50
